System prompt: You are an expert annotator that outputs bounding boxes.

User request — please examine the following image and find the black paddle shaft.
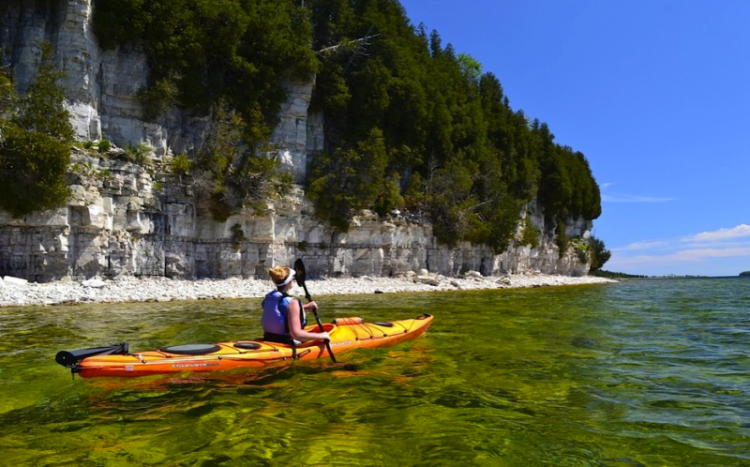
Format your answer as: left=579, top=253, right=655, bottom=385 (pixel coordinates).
left=294, top=259, right=337, bottom=363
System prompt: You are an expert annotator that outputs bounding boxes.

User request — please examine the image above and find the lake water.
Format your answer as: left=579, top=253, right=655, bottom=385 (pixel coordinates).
left=0, top=278, right=748, bottom=466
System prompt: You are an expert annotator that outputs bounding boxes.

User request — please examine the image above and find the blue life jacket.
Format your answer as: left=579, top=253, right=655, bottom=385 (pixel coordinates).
left=261, top=290, right=306, bottom=337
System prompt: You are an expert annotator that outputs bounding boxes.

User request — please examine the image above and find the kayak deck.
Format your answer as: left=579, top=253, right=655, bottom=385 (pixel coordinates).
left=66, top=314, right=433, bottom=378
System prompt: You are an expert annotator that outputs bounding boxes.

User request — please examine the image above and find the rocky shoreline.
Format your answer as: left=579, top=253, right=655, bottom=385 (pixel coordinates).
left=0, top=272, right=615, bottom=308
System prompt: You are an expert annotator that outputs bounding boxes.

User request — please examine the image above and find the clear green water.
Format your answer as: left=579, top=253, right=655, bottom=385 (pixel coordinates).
left=0, top=279, right=748, bottom=466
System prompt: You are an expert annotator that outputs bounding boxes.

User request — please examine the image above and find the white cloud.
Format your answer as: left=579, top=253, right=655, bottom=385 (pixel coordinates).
left=671, top=247, right=750, bottom=261
left=601, top=192, right=677, bottom=203
left=613, top=240, right=670, bottom=252
left=681, top=224, right=750, bottom=242
left=608, top=224, right=750, bottom=275
left=608, top=247, right=750, bottom=268
left=599, top=182, right=676, bottom=203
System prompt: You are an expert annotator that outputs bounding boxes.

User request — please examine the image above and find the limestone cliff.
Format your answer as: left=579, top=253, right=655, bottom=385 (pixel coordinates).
left=0, top=0, right=592, bottom=281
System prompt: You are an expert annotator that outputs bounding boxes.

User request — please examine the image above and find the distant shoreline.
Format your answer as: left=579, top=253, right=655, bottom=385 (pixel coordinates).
left=0, top=273, right=616, bottom=308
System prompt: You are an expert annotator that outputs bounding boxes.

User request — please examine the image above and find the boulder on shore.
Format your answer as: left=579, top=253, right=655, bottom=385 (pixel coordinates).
left=3, top=276, right=28, bottom=287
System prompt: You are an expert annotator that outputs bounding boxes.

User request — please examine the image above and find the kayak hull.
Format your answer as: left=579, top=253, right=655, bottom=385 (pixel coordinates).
left=72, top=314, right=433, bottom=378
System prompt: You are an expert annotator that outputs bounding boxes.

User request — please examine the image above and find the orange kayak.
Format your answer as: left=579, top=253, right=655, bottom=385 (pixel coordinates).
left=56, top=314, right=433, bottom=378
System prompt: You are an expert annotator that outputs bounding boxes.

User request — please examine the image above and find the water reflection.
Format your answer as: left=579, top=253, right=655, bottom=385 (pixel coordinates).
left=0, top=280, right=748, bottom=466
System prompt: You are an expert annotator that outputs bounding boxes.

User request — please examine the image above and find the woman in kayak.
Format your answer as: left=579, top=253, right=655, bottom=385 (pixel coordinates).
left=261, top=266, right=329, bottom=344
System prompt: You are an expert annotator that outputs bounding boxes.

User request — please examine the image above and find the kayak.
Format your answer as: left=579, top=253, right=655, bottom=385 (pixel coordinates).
left=56, top=313, right=433, bottom=378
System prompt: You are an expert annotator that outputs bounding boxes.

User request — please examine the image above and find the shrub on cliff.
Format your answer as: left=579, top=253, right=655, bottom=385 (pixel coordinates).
left=0, top=43, right=73, bottom=218
left=169, top=153, right=192, bottom=176
left=191, top=101, right=284, bottom=220
left=518, top=216, right=541, bottom=249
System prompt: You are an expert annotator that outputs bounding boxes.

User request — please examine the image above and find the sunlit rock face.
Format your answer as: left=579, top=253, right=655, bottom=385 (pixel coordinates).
left=0, top=0, right=591, bottom=282
left=0, top=158, right=590, bottom=281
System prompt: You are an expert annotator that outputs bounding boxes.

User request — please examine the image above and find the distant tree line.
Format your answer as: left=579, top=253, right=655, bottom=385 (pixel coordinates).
left=2, top=0, right=608, bottom=269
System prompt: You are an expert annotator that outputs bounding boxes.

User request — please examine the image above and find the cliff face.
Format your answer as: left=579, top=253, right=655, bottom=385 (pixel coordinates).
left=0, top=0, right=592, bottom=281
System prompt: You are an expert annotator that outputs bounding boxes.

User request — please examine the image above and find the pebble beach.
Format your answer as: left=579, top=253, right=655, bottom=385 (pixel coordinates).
left=0, top=272, right=615, bottom=308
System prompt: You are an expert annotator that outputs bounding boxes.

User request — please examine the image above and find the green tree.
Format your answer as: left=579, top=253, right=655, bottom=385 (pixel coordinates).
left=191, top=100, right=282, bottom=221
left=0, top=126, right=72, bottom=217
left=555, top=221, right=569, bottom=258
left=588, top=236, right=611, bottom=271
left=425, top=159, right=476, bottom=247
left=518, top=216, right=540, bottom=249
left=0, top=43, right=73, bottom=218
left=308, top=128, right=401, bottom=231
left=468, top=154, right=522, bottom=253
left=457, top=53, right=482, bottom=82
left=12, top=43, right=74, bottom=142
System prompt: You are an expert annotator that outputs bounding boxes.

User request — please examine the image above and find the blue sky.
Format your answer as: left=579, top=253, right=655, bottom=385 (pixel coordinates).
left=399, top=0, right=750, bottom=276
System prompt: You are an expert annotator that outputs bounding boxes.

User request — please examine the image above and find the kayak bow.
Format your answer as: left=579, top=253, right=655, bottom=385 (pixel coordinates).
left=56, top=314, right=433, bottom=378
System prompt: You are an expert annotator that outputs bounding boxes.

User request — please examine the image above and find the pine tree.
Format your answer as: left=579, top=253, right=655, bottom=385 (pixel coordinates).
left=12, top=43, right=74, bottom=142
left=0, top=42, right=73, bottom=218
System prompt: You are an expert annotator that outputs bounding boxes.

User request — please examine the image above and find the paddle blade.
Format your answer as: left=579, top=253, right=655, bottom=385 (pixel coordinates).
left=294, top=258, right=306, bottom=286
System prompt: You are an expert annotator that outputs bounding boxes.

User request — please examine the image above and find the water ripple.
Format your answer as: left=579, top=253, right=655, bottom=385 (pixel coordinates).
left=1, top=278, right=749, bottom=465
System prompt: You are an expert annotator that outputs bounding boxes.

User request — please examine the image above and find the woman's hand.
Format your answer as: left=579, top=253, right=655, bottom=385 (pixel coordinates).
left=304, top=301, right=319, bottom=312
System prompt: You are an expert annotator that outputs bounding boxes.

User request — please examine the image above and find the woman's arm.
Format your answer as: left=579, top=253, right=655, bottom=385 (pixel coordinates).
left=288, top=299, right=329, bottom=342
